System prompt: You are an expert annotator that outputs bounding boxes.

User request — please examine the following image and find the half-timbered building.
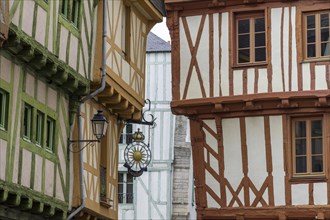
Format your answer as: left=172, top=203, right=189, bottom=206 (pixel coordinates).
left=166, top=0, right=330, bottom=219
left=70, top=0, right=165, bottom=219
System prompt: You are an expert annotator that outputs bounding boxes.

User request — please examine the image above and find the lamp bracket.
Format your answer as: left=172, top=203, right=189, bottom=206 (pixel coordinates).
left=126, top=99, right=157, bottom=127
left=69, top=139, right=100, bottom=143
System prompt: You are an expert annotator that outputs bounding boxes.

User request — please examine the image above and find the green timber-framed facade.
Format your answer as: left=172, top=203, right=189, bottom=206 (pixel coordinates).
left=0, top=0, right=96, bottom=219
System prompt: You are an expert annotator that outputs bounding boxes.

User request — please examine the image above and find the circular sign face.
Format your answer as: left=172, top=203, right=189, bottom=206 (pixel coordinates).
left=124, top=141, right=151, bottom=174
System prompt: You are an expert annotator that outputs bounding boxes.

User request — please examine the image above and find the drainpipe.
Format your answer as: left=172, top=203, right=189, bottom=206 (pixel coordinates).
left=67, top=0, right=107, bottom=219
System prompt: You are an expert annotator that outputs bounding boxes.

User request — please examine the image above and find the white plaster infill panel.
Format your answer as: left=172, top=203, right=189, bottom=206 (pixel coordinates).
left=213, top=13, right=220, bottom=97
left=292, top=184, right=309, bottom=205
left=283, top=7, right=290, bottom=92
left=220, top=12, right=229, bottom=97
left=314, top=182, right=327, bottom=205
left=180, top=18, right=190, bottom=99
left=206, top=170, right=220, bottom=208
left=0, top=56, right=12, bottom=83
left=37, top=79, right=46, bottom=104
left=222, top=118, right=243, bottom=207
left=269, top=116, right=285, bottom=206
left=21, top=0, right=35, bottom=37
left=315, top=65, right=327, bottom=90
left=59, top=26, right=69, bottom=62
left=25, top=72, right=35, bottom=97
left=271, top=8, right=283, bottom=92
left=44, top=159, right=55, bottom=196
left=56, top=169, right=65, bottom=201
left=233, top=70, right=243, bottom=95
left=290, top=6, right=298, bottom=91
left=302, top=63, right=311, bottom=90
left=247, top=68, right=255, bottom=94
left=35, top=6, right=47, bottom=46
left=21, top=149, right=32, bottom=188
left=69, top=35, right=78, bottom=71
left=258, top=68, right=268, bottom=93
left=34, top=154, right=43, bottom=192
left=0, top=139, right=7, bottom=180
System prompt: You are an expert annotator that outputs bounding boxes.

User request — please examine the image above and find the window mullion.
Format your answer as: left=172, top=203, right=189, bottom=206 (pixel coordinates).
left=315, top=13, right=321, bottom=57
left=123, top=174, right=127, bottom=204
left=307, top=120, right=312, bottom=174
left=251, top=18, right=255, bottom=63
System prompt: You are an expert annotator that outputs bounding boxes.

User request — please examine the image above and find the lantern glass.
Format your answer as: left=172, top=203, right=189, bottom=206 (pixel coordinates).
left=91, top=110, right=108, bottom=141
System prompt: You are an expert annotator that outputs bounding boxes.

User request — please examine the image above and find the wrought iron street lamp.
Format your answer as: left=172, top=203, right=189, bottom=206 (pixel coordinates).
left=91, top=110, right=108, bottom=141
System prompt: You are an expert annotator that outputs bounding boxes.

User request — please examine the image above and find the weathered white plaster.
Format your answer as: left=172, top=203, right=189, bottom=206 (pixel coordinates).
left=21, top=149, right=32, bottom=187
left=180, top=17, right=190, bottom=99
left=10, top=0, right=20, bottom=25
left=0, top=56, right=12, bottom=83
left=220, top=12, right=229, bottom=96
left=292, top=184, right=309, bottom=205
left=44, top=159, right=54, bottom=196
left=37, top=79, right=46, bottom=104
left=302, top=63, right=311, bottom=90
left=314, top=182, right=327, bottom=205
left=213, top=13, right=220, bottom=97
left=315, top=65, right=327, bottom=90
left=233, top=70, right=243, bottom=95
left=35, top=6, right=47, bottom=46
left=271, top=8, right=283, bottom=92
left=245, top=117, right=267, bottom=190
left=47, top=86, right=57, bottom=111
left=21, top=0, right=35, bottom=36
left=186, top=67, right=203, bottom=99
left=34, top=154, right=43, bottom=192
left=122, top=60, right=131, bottom=85
left=269, top=116, right=285, bottom=206
left=56, top=169, right=65, bottom=201
left=59, top=27, right=69, bottom=62
left=69, top=35, right=78, bottom=70
left=25, top=72, right=35, bottom=97
left=0, top=139, right=7, bottom=180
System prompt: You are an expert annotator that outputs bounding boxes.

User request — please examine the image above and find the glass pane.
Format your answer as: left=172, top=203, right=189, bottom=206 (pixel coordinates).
left=321, top=14, right=329, bottom=27
left=0, top=92, right=3, bottom=126
left=126, top=184, right=133, bottom=203
left=255, top=48, right=266, bottom=62
left=127, top=173, right=133, bottom=183
left=307, top=44, right=316, bottom=57
left=321, top=28, right=329, bottom=42
left=238, top=49, right=250, bottom=63
left=296, top=156, right=307, bottom=173
left=312, top=155, right=323, bottom=172
left=36, top=112, right=43, bottom=145
left=239, top=34, right=250, bottom=48
left=312, top=138, right=323, bottom=154
left=307, top=29, right=315, bottom=43
left=255, top=33, right=265, bottom=47
left=295, top=139, right=306, bottom=155
left=295, top=121, right=306, bottom=137
left=307, top=15, right=315, bottom=29
left=321, top=42, right=330, bottom=56
left=311, top=120, right=322, bottom=137
left=238, top=19, right=250, bottom=34
left=255, top=18, right=265, bottom=32
left=118, top=173, right=123, bottom=182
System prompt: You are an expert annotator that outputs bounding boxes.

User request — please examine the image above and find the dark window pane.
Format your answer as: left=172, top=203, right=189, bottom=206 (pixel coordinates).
left=312, top=155, right=323, bottom=172
left=307, top=29, right=316, bottom=43
left=295, top=121, right=306, bottom=137
left=239, top=34, right=250, bottom=48
left=312, top=138, right=323, bottom=154
left=255, top=18, right=265, bottom=32
left=118, top=183, right=123, bottom=194
left=127, top=173, right=133, bottom=183
left=238, top=19, right=250, bottom=34
left=255, top=33, right=265, bottom=47
left=126, top=124, right=133, bottom=144
left=126, top=192, right=133, bottom=203
left=118, top=173, right=123, bottom=182
left=295, top=139, right=306, bottom=155
left=118, top=193, right=123, bottom=203
left=238, top=49, right=250, bottom=63
left=127, top=183, right=133, bottom=203
left=296, top=156, right=307, bottom=173
left=307, top=15, right=315, bottom=29
left=255, top=48, right=266, bottom=62
left=321, top=28, right=329, bottom=42
left=307, top=44, right=316, bottom=57
left=311, top=120, right=322, bottom=137
left=321, top=42, right=330, bottom=56
left=321, top=14, right=329, bottom=27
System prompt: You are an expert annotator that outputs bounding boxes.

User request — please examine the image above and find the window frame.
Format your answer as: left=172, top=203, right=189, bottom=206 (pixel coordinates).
left=46, top=116, right=55, bottom=152
left=119, top=123, right=133, bottom=145
left=121, top=3, right=131, bottom=61
left=291, top=116, right=326, bottom=178
left=234, top=11, right=267, bottom=66
left=23, top=103, right=33, bottom=141
left=302, top=10, right=330, bottom=61
left=0, top=89, right=9, bottom=131
left=118, top=172, right=134, bottom=204
left=35, top=110, right=44, bottom=147
left=60, top=0, right=82, bottom=29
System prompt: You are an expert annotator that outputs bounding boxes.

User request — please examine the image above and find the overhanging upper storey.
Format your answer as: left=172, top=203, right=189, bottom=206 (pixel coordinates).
left=92, top=0, right=164, bottom=120
left=165, top=0, right=330, bottom=115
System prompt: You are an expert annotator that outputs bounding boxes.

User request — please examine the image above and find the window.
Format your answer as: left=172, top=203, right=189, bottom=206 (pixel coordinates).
left=118, top=172, right=133, bottom=204
left=23, top=103, right=32, bottom=140
left=46, top=117, right=55, bottom=152
left=100, top=165, right=107, bottom=202
left=236, top=12, right=266, bottom=64
left=304, top=11, right=330, bottom=59
left=0, top=89, right=9, bottom=131
left=292, top=117, right=324, bottom=176
left=119, top=123, right=133, bottom=145
left=121, top=4, right=130, bottom=60
left=36, top=111, right=44, bottom=146
left=61, top=0, right=81, bottom=27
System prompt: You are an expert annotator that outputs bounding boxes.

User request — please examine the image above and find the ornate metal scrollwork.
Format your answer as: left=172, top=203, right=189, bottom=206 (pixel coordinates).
left=123, top=99, right=156, bottom=177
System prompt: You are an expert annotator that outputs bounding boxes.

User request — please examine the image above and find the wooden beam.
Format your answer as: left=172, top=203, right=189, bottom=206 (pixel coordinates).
left=99, top=93, right=121, bottom=104
left=109, top=100, right=129, bottom=110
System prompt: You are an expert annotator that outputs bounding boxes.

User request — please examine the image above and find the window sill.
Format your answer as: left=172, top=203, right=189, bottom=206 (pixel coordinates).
left=100, top=200, right=112, bottom=208
left=301, top=58, right=330, bottom=64
left=290, top=175, right=327, bottom=183
left=232, top=62, right=268, bottom=69
left=58, top=15, right=80, bottom=37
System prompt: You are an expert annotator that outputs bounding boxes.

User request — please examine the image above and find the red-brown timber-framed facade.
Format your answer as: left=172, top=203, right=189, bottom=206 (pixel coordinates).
left=165, top=0, right=330, bottom=219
